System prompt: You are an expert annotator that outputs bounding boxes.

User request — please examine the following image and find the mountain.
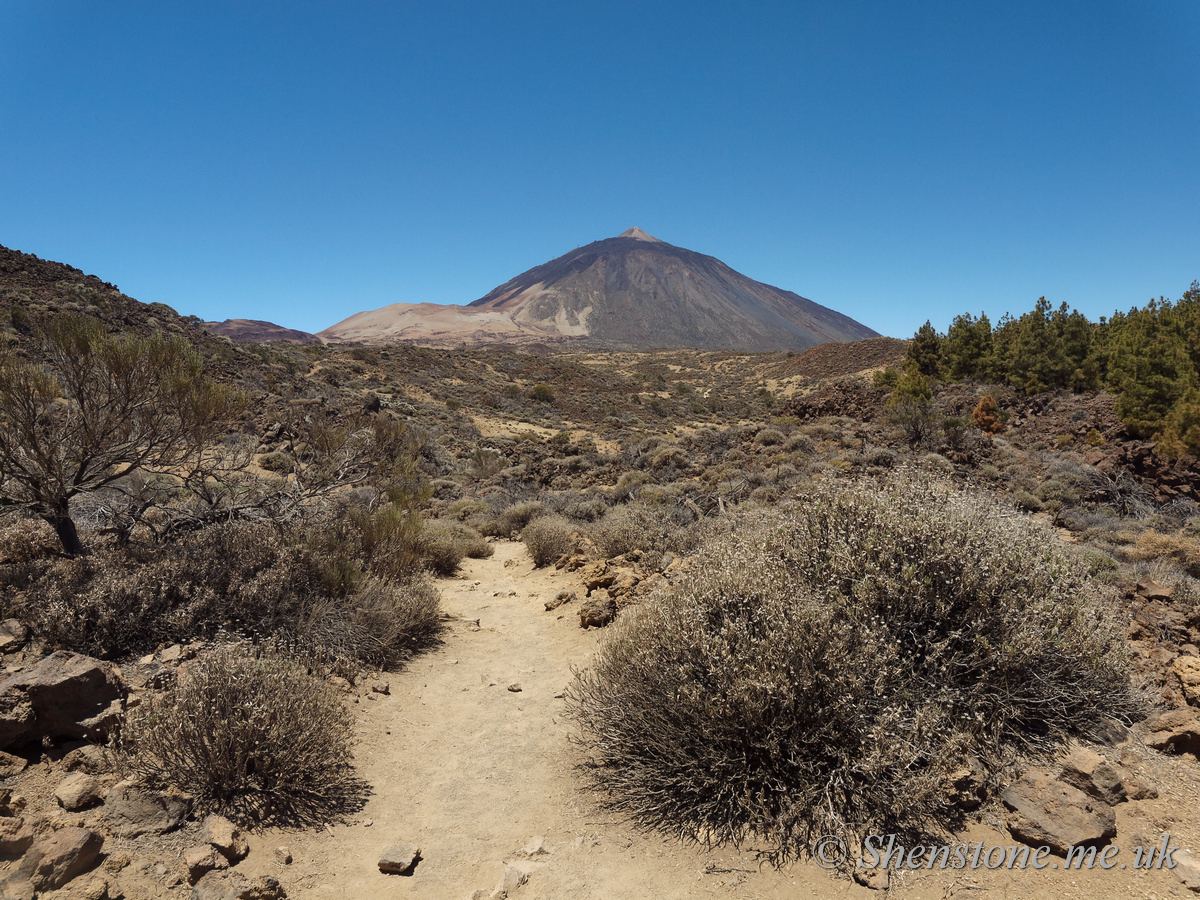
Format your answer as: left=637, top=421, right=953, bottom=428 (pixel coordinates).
left=318, top=229, right=877, bottom=350
left=205, top=319, right=321, bottom=345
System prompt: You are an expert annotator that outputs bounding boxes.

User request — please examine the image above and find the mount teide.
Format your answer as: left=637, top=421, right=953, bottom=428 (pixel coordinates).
left=318, top=229, right=877, bottom=351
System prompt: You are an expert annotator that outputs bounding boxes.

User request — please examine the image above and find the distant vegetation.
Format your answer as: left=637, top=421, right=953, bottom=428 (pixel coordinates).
left=898, top=281, right=1200, bottom=455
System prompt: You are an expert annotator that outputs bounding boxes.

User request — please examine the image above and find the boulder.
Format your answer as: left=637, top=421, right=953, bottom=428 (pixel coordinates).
left=608, top=570, right=639, bottom=597
left=102, top=782, right=190, bottom=837
left=0, top=750, right=28, bottom=778
left=0, top=789, right=26, bottom=817
left=184, top=844, right=229, bottom=885
left=1002, top=769, right=1116, bottom=855
left=0, top=652, right=125, bottom=750
left=202, top=814, right=249, bottom=863
left=580, top=563, right=616, bottom=593
left=45, top=874, right=111, bottom=899
left=60, top=744, right=112, bottom=775
left=0, top=620, right=28, bottom=653
left=0, top=816, right=36, bottom=857
left=544, top=591, right=576, bottom=612
left=1176, top=656, right=1200, bottom=704
left=1175, top=849, right=1200, bottom=893
left=8, top=827, right=103, bottom=892
left=490, top=863, right=531, bottom=899
left=1137, top=578, right=1174, bottom=602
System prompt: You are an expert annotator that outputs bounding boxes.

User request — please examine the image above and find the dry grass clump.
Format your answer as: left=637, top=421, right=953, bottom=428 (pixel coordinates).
left=118, top=645, right=363, bottom=824
left=569, top=473, right=1143, bottom=863
left=522, top=515, right=576, bottom=567
left=421, top=521, right=493, bottom=576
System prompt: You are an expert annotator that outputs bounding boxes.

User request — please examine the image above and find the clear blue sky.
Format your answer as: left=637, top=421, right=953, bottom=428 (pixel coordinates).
left=2, top=1, right=1198, bottom=338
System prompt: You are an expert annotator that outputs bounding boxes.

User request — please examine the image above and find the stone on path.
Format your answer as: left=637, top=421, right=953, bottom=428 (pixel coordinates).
left=1144, top=707, right=1200, bottom=756
left=202, top=814, right=250, bottom=863
left=54, top=773, right=104, bottom=811
left=544, top=591, right=576, bottom=611
left=103, top=782, right=190, bottom=837
left=490, top=863, right=530, bottom=898
left=191, top=870, right=287, bottom=899
left=7, top=826, right=104, bottom=893
left=378, top=843, right=421, bottom=875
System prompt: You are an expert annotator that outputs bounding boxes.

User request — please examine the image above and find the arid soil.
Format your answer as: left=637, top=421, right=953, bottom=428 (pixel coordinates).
left=231, top=542, right=1200, bottom=900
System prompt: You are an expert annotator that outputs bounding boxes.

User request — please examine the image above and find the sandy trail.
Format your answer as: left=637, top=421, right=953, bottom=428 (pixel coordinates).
left=237, top=541, right=1195, bottom=900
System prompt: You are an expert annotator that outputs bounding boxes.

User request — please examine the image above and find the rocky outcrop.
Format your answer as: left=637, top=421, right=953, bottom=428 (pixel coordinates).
left=0, top=652, right=126, bottom=750
left=1144, top=707, right=1200, bottom=755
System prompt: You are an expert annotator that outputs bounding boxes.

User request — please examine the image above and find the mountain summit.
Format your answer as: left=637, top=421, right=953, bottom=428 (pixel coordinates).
left=319, top=230, right=877, bottom=350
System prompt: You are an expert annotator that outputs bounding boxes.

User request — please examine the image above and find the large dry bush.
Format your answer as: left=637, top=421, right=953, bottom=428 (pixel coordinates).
left=299, top=575, right=441, bottom=668
left=119, top=645, right=363, bottom=823
left=569, top=473, right=1144, bottom=863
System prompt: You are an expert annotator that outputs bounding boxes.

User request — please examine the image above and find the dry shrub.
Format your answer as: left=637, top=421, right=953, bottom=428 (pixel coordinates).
left=346, top=504, right=426, bottom=581
left=1125, top=530, right=1200, bottom=576
left=481, top=500, right=546, bottom=537
left=755, top=428, right=785, bottom=446
left=301, top=576, right=441, bottom=667
left=591, top=503, right=700, bottom=559
left=0, top=516, right=60, bottom=592
left=422, top=521, right=492, bottom=576
left=783, top=432, right=814, bottom=453
left=563, top=497, right=609, bottom=522
left=0, top=517, right=60, bottom=566
left=522, top=515, right=575, bottom=567
left=119, top=645, right=363, bottom=824
left=972, top=395, right=1006, bottom=433
left=649, top=446, right=688, bottom=471
left=569, top=473, right=1143, bottom=864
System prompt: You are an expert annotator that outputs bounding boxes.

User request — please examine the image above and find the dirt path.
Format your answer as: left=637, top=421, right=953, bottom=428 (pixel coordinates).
left=236, top=541, right=1198, bottom=899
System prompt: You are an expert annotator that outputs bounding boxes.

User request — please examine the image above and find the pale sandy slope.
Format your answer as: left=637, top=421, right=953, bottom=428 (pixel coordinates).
left=236, top=541, right=1199, bottom=900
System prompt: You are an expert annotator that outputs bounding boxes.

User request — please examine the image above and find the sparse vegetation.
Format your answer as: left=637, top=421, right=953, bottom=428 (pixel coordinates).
left=1, top=247, right=1194, bottom=887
